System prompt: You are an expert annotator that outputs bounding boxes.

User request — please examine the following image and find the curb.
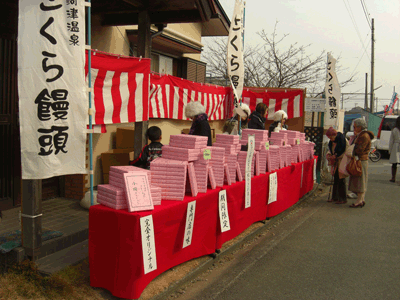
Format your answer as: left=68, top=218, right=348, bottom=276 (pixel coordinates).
left=150, top=183, right=322, bottom=300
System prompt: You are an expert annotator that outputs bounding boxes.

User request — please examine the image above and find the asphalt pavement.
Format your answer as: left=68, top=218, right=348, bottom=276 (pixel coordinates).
left=171, top=159, right=400, bottom=300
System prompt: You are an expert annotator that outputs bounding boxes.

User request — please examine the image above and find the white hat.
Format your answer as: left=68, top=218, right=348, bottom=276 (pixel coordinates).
left=234, top=103, right=251, bottom=117
left=273, top=110, right=288, bottom=122
left=185, top=101, right=206, bottom=118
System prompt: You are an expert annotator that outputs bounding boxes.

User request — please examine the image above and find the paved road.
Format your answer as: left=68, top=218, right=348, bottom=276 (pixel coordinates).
left=172, top=159, right=400, bottom=300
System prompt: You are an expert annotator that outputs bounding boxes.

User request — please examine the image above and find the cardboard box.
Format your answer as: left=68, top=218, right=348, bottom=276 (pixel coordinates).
left=116, top=127, right=135, bottom=149
left=101, top=148, right=134, bottom=183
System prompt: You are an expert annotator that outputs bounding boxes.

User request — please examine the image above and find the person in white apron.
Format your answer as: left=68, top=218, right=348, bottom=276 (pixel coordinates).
left=389, top=116, right=400, bottom=182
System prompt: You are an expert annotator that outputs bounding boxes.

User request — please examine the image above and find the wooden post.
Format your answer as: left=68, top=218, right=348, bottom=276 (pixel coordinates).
left=21, top=179, right=42, bottom=260
left=134, top=10, right=151, bottom=159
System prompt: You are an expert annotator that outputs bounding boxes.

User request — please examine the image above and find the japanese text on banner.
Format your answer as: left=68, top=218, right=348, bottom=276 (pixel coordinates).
left=324, top=53, right=341, bottom=129
left=18, top=0, right=87, bottom=179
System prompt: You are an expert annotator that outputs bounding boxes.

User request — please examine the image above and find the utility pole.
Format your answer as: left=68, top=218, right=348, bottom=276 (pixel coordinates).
left=364, top=73, right=368, bottom=110
left=370, top=19, right=375, bottom=113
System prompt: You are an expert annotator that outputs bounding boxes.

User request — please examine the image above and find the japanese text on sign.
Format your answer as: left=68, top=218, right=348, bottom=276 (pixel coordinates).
left=245, top=135, right=255, bottom=208
left=124, top=172, right=154, bottom=212
left=183, top=201, right=196, bottom=248
left=268, top=172, right=278, bottom=204
left=324, top=53, right=341, bottom=128
left=218, top=190, right=231, bottom=233
left=140, top=215, right=157, bottom=274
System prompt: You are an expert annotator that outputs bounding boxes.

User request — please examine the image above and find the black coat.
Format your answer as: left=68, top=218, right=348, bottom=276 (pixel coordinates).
left=268, top=122, right=288, bottom=137
left=191, top=118, right=212, bottom=146
left=247, top=111, right=266, bottom=130
left=328, top=132, right=346, bottom=157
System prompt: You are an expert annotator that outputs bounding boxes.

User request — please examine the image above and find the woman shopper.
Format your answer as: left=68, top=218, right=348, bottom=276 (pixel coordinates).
left=223, top=103, right=251, bottom=135
left=389, top=116, right=400, bottom=182
left=326, top=127, right=348, bottom=204
left=185, top=101, right=212, bottom=146
left=248, top=102, right=268, bottom=130
left=348, top=118, right=374, bottom=208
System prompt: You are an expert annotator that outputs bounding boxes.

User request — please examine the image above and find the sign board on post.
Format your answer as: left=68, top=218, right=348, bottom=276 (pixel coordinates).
left=305, top=98, right=326, bottom=112
left=18, top=0, right=87, bottom=179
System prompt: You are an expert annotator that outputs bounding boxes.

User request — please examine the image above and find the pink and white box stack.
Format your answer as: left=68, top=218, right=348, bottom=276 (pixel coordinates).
left=240, top=129, right=269, bottom=150
left=169, top=134, right=208, bottom=149
left=150, top=158, right=188, bottom=200
left=237, top=151, right=255, bottom=178
left=269, top=131, right=288, bottom=147
left=268, top=145, right=281, bottom=171
left=213, top=134, right=241, bottom=184
left=97, top=184, right=128, bottom=210
left=285, top=130, right=301, bottom=146
left=208, top=146, right=226, bottom=187
left=258, top=149, right=268, bottom=174
left=186, top=162, right=198, bottom=197
left=193, top=159, right=209, bottom=193
left=161, top=145, right=201, bottom=162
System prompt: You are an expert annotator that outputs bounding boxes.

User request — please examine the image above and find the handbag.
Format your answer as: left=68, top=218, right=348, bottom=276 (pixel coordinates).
left=346, top=157, right=362, bottom=177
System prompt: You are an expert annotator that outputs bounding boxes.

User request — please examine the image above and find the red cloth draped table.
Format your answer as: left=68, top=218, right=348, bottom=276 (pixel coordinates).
left=89, top=158, right=316, bottom=299
left=89, top=189, right=221, bottom=299
left=215, top=173, right=269, bottom=249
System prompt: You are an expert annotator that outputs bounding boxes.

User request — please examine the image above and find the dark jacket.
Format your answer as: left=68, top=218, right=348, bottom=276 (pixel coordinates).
left=352, top=130, right=374, bottom=161
left=248, top=111, right=266, bottom=130
left=131, top=141, right=163, bottom=169
left=191, top=119, right=212, bottom=146
left=328, top=132, right=347, bottom=157
left=268, top=121, right=288, bottom=137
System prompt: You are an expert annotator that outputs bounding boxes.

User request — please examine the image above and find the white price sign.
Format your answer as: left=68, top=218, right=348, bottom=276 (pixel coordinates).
left=305, top=98, right=326, bottom=112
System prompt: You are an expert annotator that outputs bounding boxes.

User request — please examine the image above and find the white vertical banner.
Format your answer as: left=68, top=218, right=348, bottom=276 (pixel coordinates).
left=268, top=172, right=278, bottom=204
left=313, top=158, right=317, bottom=182
left=219, top=190, right=231, bottom=233
left=227, top=0, right=245, bottom=111
left=140, top=215, right=157, bottom=274
left=245, top=135, right=255, bottom=208
left=18, top=0, right=87, bottom=179
left=183, top=201, right=196, bottom=248
left=324, top=53, right=341, bottom=129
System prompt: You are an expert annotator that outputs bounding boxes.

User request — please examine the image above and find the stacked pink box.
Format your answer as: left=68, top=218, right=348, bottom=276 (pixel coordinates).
left=169, top=134, right=208, bottom=149
left=285, top=130, right=302, bottom=146
left=161, top=145, right=201, bottom=161
left=108, top=166, right=161, bottom=206
left=269, top=132, right=288, bottom=147
left=186, top=162, right=199, bottom=197
left=258, top=150, right=268, bottom=174
left=213, top=134, right=241, bottom=184
left=237, top=151, right=255, bottom=178
left=299, top=141, right=315, bottom=161
left=283, top=145, right=292, bottom=167
left=150, top=158, right=188, bottom=200
left=208, top=146, right=226, bottom=187
left=268, top=145, right=281, bottom=171
left=97, top=184, right=128, bottom=210
left=193, top=159, right=209, bottom=193
left=240, top=129, right=269, bottom=150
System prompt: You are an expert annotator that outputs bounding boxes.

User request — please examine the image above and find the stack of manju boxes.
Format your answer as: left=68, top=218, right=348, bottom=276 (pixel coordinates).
left=150, top=135, right=209, bottom=199
left=285, top=130, right=302, bottom=163
left=97, top=166, right=161, bottom=210
left=213, top=134, right=241, bottom=185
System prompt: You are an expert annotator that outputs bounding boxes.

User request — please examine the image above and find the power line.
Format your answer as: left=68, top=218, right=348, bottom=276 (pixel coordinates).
left=360, top=0, right=372, bottom=29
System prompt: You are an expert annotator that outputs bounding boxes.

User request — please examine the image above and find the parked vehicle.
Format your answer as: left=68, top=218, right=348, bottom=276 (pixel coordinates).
left=376, top=115, right=398, bottom=154
left=369, top=139, right=381, bottom=162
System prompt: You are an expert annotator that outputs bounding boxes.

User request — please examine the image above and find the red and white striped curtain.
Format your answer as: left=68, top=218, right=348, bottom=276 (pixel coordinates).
left=149, top=74, right=231, bottom=121
left=241, top=89, right=304, bottom=120
left=85, top=51, right=151, bottom=125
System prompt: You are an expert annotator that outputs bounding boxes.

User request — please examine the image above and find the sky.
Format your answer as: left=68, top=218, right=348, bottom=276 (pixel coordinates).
left=204, top=0, right=400, bottom=111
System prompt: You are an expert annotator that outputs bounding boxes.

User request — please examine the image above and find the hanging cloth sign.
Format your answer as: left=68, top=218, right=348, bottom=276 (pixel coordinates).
left=268, top=172, right=278, bottom=204
left=245, top=135, right=255, bottom=208
left=324, top=53, right=341, bottom=129
left=183, top=201, right=196, bottom=248
left=18, top=0, right=87, bottom=179
left=219, top=190, right=231, bottom=232
left=140, top=215, right=157, bottom=274
left=227, top=0, right=245, bottom=114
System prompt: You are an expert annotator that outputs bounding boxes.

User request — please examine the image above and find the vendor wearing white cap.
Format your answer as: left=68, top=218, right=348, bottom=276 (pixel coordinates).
left=223, top=103, right=251, bottom=135
left=268, top=110, right=288, bottom=138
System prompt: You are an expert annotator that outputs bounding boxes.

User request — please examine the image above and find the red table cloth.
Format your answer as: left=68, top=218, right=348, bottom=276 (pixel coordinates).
left=89, top=158, right=315, bottom=299
left=89, top=188, right=221, bottom=299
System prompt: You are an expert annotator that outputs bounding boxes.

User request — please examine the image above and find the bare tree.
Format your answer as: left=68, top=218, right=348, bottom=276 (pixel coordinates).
left=202, top=22, right=355, bottom=96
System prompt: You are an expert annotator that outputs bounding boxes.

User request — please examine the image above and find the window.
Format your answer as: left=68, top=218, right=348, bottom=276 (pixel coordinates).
left=381, top=117, right=396, bottom=131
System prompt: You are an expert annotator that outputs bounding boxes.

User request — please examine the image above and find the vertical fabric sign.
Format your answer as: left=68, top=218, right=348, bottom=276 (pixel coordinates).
left=140, top=215, right=157, bottom=274
left=219, top=190, right=231, bottom=232
left=268, top=172, right=278, bottom=204
left=183, top=201, right=196, bottom=248
left=324, top=53, right=341, bottom=129
left=18, top=0, right=87, bottom=179
left=245, top=135, right=255, bottom=208
left=227, top=0, right=245, bottom=109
